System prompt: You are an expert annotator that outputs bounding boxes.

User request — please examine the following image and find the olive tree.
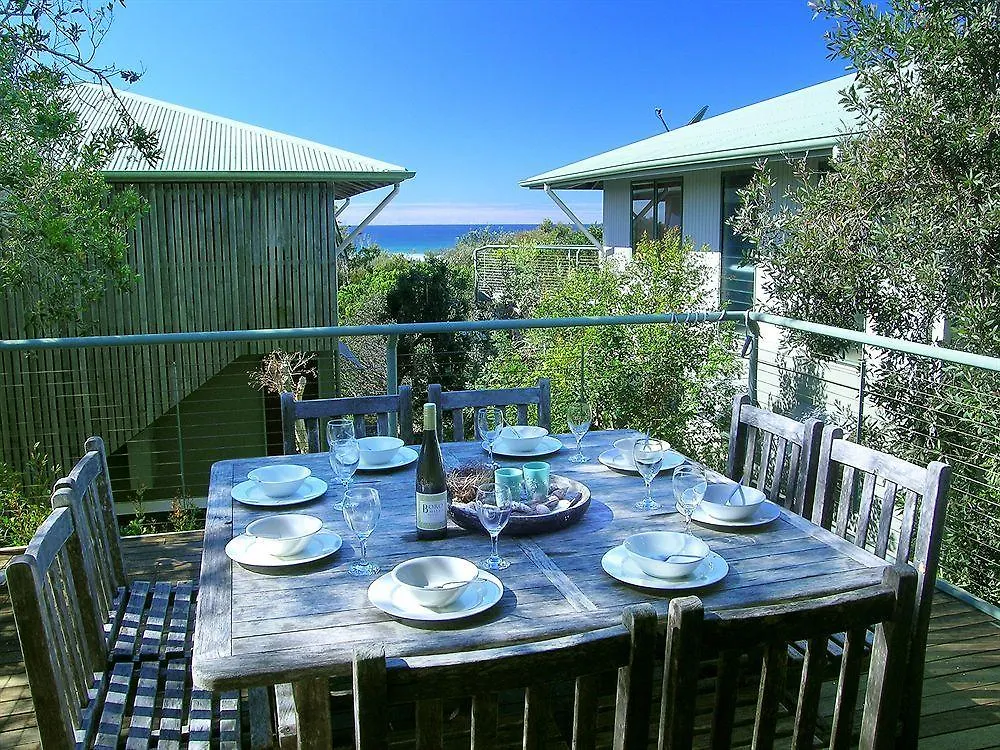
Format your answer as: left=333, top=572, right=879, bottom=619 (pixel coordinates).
left=1, top=0, right=159, bottom=331
left=731, top=0, right=1000, bottom=599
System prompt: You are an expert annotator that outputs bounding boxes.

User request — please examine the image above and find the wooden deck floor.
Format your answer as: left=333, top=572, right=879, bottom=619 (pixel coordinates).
left=1, top=532, right=998, bottom=749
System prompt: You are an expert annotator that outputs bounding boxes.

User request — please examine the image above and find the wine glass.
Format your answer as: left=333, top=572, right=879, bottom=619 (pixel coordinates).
left=476, top=407, right=506, bottom=466
left=327, top=418, right=355, bottom=445
left=566, top=399, right=592, bottom=464
left=632, top=437, right=667, bottom=511
left=673, top=465, right=708, bottom=532
left=475, top=483, right=513, bottom=571
left=329, top=438, right=360, bottom=511
left=343, top=487, right=381, bottom=577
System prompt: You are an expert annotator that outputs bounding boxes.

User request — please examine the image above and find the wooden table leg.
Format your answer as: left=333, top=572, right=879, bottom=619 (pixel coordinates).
left=292, top=678, right=332, bottom=749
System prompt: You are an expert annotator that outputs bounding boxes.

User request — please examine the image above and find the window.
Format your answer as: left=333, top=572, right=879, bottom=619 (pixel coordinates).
left=631, top=178, right=682, bottom=246
left=720, top=171, right=755, bottom=311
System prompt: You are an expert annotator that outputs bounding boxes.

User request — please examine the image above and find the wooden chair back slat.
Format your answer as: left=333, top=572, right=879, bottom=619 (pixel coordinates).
left=855, top=471, right=878, bottom=546
left=873, top=480, right=898, bottom=559
left=790, top=637, right=827, bottom=749
left=658, top=565, right=917, bottom=750
left=768, top=436, right=789, bottom=501
left=428, top=379, right=552, bottom=441
left=280, top=385, right=414, bottom=455
left=6, top=506, right=110, bottom=749
left=354, top=604, right=656, bottom=750
left=415, top=698, right=443, bottom=750
left=727, top=395, right=824, bottom=516
left=352, top=414, right=367, bottom=440
left=523, top=684, right=547, bottom=750
left=451, top=406, right=465, bottom=443
left=752, top=643, right=787, bottom=750
left=811, top=425, right=952, bottom=745
left=571, top=674, right=599, bottom=750
left=834, top=464, right=856, bottom=538
left=710, top=651, right=740, bottom=750
left=53, top=437, right=127, bottom=624
left=471, top=693, right=499, bottom=750
left=829, top=626, right=867, bottom=750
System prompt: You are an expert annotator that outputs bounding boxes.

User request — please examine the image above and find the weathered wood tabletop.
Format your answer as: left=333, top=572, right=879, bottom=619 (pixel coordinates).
left=192, top=429, right=891, bottom=746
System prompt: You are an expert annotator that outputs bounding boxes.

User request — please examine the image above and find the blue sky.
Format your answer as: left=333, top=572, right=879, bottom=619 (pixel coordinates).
left=98, top=0, right=846, bottom=225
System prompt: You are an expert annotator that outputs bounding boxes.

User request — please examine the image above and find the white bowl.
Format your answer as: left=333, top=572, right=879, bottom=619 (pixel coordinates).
left=701, top=483, right=766, bottom=522
left=247, top=464, right=311, bottom=497
left=391, top=556, right=479, bottom=608
left=498, top=425, right=548, bottom=452
left=624, top=532, right=710, bottom=579
left=246, top=513, right=323, bottom=557
left=358, top=436, right=404, bottom=465
left=614, top=436, right=671, bottom=454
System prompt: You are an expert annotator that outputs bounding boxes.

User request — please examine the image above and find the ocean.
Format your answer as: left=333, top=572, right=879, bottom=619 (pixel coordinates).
left=349, top=224, right=537, bottom=256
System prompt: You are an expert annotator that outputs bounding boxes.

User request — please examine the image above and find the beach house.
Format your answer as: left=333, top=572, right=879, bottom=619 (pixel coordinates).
left=0, top=86, right=414, bottom=506
left=521, top=74, right=857, bottom=311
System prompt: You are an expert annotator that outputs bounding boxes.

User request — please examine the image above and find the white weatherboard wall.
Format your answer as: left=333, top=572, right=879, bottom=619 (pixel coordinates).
left=602, top=178, right=631, bottom=250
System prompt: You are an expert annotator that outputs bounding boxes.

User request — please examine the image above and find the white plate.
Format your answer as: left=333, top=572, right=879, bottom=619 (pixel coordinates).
left=598, top=448, right=685, bottom=475
left=489, top=435, right=563, bottom=458
left=601, top=545, right=729, bottom=590
left=357, top=446, right=418, bottom=471
left=368, top=569, right=504, bottom=621
left=225, top=530, right=343, bottom=568
left=232, top=476, right=328, bottom=507
left=684, top=499, right=782, bottom=528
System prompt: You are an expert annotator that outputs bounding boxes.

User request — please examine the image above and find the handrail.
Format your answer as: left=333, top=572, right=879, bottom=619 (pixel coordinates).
left=748, top=312, right=1000, bottom=374
left=0, top=312, right=743, bottom=351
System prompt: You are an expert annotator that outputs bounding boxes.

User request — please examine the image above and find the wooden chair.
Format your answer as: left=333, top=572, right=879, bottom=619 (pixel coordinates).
left=279, top=385, right=414, bottom=454
left=811, top=427, right=951, bottom=747
left=53, top=436, right=191, bottom=664
left=53, top=437, right=279, bottom=747
left=427, top=378, right=551, bottom=442
left=6, top=504, right=242, bottom=748
left=352, top=604, right=657, bottom=750
left=727, top=393, right=824, bottom=517
left=659, top=565, right=916, bottom=750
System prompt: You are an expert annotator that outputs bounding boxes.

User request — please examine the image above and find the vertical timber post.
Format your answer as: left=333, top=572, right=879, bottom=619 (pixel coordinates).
left=746, top=314, right=761, bottom=406
left=386, top=334, right=399, bottom=436
left=171, top=360, right=188, bottom=498
left=857, top=345, right=866, bottom=443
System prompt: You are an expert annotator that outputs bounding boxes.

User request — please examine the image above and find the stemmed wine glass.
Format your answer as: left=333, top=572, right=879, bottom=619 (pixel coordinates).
left=476, top=407, right=506, bottom=466
left=343, top=487, right=381, bottom=577
left=673, top=465, right=708, bottom=532
left=330, top=440, right=360, bottom=511
left=327, top=419, right=360, bottom=511
left=475, top=483, right=513, bottom=571
left=566, top=399, right=592, bottom=464
left=327, top=417, right=355, bottom=443
left=633, top=437, right=667, bottom=511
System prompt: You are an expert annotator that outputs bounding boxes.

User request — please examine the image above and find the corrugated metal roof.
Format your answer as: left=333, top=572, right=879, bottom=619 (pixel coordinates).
left=521, top=74, right=858, bottom=189
left=70, top=84, right=414, bottom=197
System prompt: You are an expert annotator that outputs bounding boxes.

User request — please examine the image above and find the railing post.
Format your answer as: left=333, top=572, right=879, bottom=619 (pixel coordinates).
left=170, top=360, right=188, bottom=498
left=857, top=345, right=866, bottom=443
left=386, top=334, right=399, bottom=436
left=745, top=314, right=761, bottom=406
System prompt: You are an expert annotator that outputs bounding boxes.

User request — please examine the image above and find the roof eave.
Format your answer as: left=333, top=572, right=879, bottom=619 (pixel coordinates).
left=102, top=169, right=416, bottom=185
left=520, top=135, right=844, bottom=190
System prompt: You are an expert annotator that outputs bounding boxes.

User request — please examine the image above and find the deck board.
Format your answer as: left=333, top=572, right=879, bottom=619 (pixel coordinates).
left=2, top=531, right=999, bottom=748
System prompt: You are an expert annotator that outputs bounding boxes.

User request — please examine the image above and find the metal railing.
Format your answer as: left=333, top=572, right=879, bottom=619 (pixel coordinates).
left=1, top=310, right=998, bottom=610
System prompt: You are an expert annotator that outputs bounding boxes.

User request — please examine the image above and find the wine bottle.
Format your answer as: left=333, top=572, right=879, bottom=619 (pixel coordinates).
left=415, top=402, right=448, bottom=540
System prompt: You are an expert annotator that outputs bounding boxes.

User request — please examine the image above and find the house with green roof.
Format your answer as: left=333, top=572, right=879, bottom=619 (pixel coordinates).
left=0, top=85, right=414, bottom=508
left=522, top=74, right=857, bottom=311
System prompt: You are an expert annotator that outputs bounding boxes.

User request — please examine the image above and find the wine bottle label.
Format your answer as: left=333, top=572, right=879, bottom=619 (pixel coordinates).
left=416, top=490, right=448, bottom=531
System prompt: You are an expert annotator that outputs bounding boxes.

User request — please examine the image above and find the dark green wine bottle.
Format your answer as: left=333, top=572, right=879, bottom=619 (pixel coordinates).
left=415, top=403, right=448, bottom=540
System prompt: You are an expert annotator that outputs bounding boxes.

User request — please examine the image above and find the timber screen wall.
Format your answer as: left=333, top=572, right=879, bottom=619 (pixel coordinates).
left=0, top=180, right=339, bottom=499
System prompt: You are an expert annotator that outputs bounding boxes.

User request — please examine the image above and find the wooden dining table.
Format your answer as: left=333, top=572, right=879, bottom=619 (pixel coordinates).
left=192, top=429, right=891, bottom=748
